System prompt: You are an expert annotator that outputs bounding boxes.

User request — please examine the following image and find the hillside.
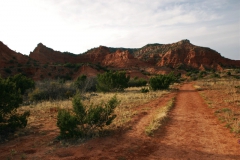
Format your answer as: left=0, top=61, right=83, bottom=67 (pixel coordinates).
left=0, top=39, right=239, bottom=80
left=133, top=39, right=240, bottom=70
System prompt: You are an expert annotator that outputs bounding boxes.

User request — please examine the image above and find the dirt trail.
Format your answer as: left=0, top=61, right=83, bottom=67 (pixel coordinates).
left=149, top=83, right=240, bottom=160
left=0, top=83, right=239, bottom=160
left=52, top=83, right=239, bottom=159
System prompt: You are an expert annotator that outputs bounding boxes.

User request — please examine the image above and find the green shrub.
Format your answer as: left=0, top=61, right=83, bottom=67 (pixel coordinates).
left=57, top=109, right=79, bottom=138
left=198, top=71, right=207, bottom=78
left=226, top=71, right=231, bottom=76
left=234, top=69, right=240, bottom=74
left=149, top=72, right=177, bottom=91
left=234, top=75, right=240, bottom=79
left=8, top=73, right=35, bottom=95
left=186, top=72, right=192, bottom=76
left=0, top=77, right=30, bottom=139
left=96, top=71, right=130, bottom=92
left=4, top=68, right=11, bottom=74
left=211, top=73, right=220, bottom=78
left=128, top=78, right=147, bottom=87
left=190, top=76, right=198, bottom=81
left=141, top=87, right=149, bottom=93
left=74, top=75, right=87, bottom=89
left=56, top=75, right=72, bottom=81
left=57, top=95, right=119, bottom=139
left=63, top=63, right=82, bottom=70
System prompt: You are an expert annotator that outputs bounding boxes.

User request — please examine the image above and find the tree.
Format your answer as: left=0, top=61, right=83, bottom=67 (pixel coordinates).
left=96, top=71, right=130, bottom=92
left=8, top=73, right=35, bottom=95
left=149, top=72, right=177, bottom=91
left=74, top=75, right=87, bottom=89
left=0, top=77, right=30, bottom=138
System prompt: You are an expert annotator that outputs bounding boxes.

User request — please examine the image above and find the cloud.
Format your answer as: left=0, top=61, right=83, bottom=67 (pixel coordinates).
left=0, top=0, right=239, bottom=59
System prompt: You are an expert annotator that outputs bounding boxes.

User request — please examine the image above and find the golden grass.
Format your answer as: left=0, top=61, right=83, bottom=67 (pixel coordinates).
left=145, top=97, right=175, bottom=136
left=20, top=87, right=169, bottom=131
left=82, top=87, right=169, bottom=129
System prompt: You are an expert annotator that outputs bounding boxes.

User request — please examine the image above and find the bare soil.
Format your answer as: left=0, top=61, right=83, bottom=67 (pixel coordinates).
left=0, top=83, right=239, bottom=160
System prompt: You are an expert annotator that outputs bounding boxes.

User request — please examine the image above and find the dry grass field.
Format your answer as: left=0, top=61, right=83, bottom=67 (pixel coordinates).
left=1, top=79, right=240, bottom=159
left=0, top=85, right=176, bottom=159
left=23, top=86, right=171, bottom=134
left=195, top=78, right=240, bottom=136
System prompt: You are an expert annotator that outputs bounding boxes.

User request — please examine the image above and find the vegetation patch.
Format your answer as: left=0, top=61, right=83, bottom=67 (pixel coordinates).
left=97, top=71, right=130, bottom=92
left=57, top=95, right=119, bottom=139
left=145, top=97, right=175, bottom=136
left=128, top=77, right=147, bottom=87
left=0, top=74, right=34, bottom=140
left=28, top=80, right=75, bottom=102
left=149, top=72, right=177, bottom=91
left=196, top=78, right=240, bottom=136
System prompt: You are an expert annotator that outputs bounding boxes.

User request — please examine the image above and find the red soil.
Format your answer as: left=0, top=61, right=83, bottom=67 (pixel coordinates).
left=0, top=83, right=239, bottom=159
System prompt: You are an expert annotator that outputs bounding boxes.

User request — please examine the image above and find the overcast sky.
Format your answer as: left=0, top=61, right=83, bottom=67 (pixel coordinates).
left=0, top=0, right=239, bottom=59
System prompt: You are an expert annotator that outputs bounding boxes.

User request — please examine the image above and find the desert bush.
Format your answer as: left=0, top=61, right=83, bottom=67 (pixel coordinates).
left=190, top=76, right=198, bottom=81
left=57, top=94, right=119, bottom=138
left=149, top=72, right=177, bottom=91
left=74, top=75, right=97, bottom=93
left=141, top=70, right=151, bottom=76
left=28, top=80, right=75, bottom=102
left=128, top=77, right=147, bottom=87
left=186, top=72, right=192, bottom=76
left=96, top=71, right=130, bottom=92
left=8, top=73, right=35, bottom=95
left=63, top=63, right=82, bottom=70
left=234, top=69, right=240, bottom=74
left=0, top=77, right=30, bottom=139
left=234, top=75, right=240, bottom=79
left=211, top=73, right=220, bottom=78
left=4, top=68, right=11, bottom=74
left=226, top=71, right=231, bottom=76
left=56, top=74, right=72, bottom=81
left=74, top=75, right=87, bottom=89
left=198, top=71, right=207, bottom=78
left=141, top=87, right=149, bottom=93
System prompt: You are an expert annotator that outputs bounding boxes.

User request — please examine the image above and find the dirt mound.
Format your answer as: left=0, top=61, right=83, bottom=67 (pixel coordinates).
left=74, top=65, right=102, bottom=78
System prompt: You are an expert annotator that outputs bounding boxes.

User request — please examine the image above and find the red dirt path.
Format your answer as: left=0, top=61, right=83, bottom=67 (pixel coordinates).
left=0, top=83, right=239, bottom=159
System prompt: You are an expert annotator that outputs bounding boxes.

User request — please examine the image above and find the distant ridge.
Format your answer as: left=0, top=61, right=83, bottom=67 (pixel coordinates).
left=0, top=39, right=239, bottom=80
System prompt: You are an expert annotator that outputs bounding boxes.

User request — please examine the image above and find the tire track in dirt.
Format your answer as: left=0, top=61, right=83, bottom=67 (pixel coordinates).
left=149, top=83, right=240, bottom=160
left=2, top=83, right=239, bottom=160
left=48, top=92, right=176, bottom=160
left=43, top=83, right=240, bottom=159
left=126, top=92, right=176, bottom=138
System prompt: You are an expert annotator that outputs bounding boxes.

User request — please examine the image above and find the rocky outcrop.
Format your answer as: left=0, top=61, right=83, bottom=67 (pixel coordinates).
left=134, top=39, right=240, bottom=70
left=0, top=41, right=31, bottom=77
left=84, top=46, right=110, bottom=63
left=0, top=39, right=239, bottom=80
left=102, top=50, right=150, bottom=68
left=29, top=43, right=82, bottom=64
left=0, top=41, right=29, bottom=68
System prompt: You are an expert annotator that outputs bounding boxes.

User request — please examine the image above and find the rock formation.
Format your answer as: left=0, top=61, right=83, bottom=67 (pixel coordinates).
left=0, top=39, right=239, bottom=80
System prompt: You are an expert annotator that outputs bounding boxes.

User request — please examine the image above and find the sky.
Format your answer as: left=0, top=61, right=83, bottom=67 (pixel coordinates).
left=0, top=0, right=239, bottom=60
